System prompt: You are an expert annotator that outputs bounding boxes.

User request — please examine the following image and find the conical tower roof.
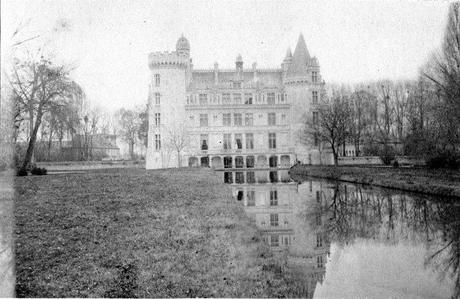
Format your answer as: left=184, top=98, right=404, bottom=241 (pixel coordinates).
left=287, top=34, right=310, bottom=77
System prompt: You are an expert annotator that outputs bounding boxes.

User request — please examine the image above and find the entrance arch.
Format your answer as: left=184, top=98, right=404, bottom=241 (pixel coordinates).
left=188, top=156, right=199, bottom=167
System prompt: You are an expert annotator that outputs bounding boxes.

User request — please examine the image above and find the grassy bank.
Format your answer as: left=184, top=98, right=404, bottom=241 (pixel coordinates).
left=15, top=168, right=303, bottom=297
left=290, top=165, right=460, bottom=198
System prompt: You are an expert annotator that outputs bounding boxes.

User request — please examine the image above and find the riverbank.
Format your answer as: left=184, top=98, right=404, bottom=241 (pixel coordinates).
left=14, top=168, right=301, bottom=297
left=290, top=165, right=460, bottom=198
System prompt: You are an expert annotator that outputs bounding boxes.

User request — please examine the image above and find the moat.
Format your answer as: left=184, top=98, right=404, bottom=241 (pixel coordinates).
left=222, top=169, right=459, bottom=298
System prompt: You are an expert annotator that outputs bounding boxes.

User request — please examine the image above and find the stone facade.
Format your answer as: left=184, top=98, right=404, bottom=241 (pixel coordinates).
left=146, top=34, right=327, bottom=169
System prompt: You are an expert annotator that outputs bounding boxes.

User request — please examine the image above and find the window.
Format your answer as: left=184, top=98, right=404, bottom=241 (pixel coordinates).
left=312, top=71, right=318, bottom=83
left=235, top=172, right=244, bottom=184
left=235, top=156, right=244, bottom=168
left=223, top=134, right=232, bottom=150
left=222, top=93, right=231, bottom=105
left=313, top=111, right=318, bottom=125
left=247, top=171, right=255, bottom=183
left=269, top=133, right=276, bottom=149
left=244, top=93, right=253, bottom=105
left=246, top=133, right=254, bottom=149
left=154, top=74, right=160, bottom=86
left=316, top=191, right=321, bottom=203
left=234, top=113, right=242, bottom=126
left=233, top=82, right=241, bottom=89
left=314, top=133, right=319, bottom=147
left=154, top=113, right=160, bottom=126
left=247, top=190, right=255, bottom=206
left=270, top=235, right=279, bottom=247
left=281, top=114, right=286, bottom=124
left=155, top=134, right=161, bottom=151
left=268, top=113, right=276, bottom=126
left=270, top=190, right=278, bottom=206
left=269, top=171, right=278, bottom=182
left=235, top=134, right=243, bottom=150
left=246, top=156, right=255, bottom=168
left=316, top=214, right=322, bottom=226
left=224, top=156, right=232, bottom=168
left=269, top=156, right=278, bottom=167
left=317, top=255, right=324, bottom=268
left=200, top=134, right=208, bottom=150
left=237, top=190, right=243, bottom=201
left=233, top=93, right=242, bottom=105
left=267, top=92, right=276, bottom=105
left=223, top=113, right=231, bottom=126
left=224, top=172, right=233, bottom=183
left=200, top=114, right=208, bottom=127
left=316, top=233, right=323, bottom=247
left=199, top=94, right=207, bottom=106
left=270, top=214, right=279, bottom=226
left=245, top=113, right=253, bottom=126
left=155, top=93, right=161, bottom=105
left=312, top=91, right=318, bottom=104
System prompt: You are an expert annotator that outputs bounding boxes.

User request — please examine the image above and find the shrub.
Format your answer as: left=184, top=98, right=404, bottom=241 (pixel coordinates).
left=31, top=167, right=47, bottom=175
left=16, top=168, right=28, bottom=176
left=392, top=160, right=399, bottom=168
left=426, top=153, right=460, bottom=169
left=379, top=146, right=396, bottom=166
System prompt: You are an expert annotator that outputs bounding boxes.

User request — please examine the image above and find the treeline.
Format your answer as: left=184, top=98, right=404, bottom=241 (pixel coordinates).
left=308, top=3, right=459, bottom=168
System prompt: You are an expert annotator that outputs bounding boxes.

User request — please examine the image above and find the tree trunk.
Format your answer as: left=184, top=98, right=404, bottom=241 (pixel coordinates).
left=48, top=128, right=53, bottom=161
left=21, top=107, right=43, bottom=171
left=129, top=141, right=134, bottom=160
left=177, top=150, right=181, bottom=167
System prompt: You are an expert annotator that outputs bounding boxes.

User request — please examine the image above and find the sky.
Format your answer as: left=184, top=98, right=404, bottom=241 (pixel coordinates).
left=1, top=0, right=452, bottom=112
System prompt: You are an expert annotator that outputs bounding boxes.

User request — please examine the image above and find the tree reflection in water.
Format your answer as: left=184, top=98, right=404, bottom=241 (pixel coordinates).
left=310, top=182, right=459, bottom=297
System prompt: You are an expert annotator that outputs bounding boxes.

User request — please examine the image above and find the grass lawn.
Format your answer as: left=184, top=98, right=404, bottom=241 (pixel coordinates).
left=14, top=168, right=301, bottom=297
left=290, top=165, right=460, bottom=198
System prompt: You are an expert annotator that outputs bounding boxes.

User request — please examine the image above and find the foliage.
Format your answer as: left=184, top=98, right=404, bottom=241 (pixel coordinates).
left=30, top=167, right=47, bottom=175
left=426, top=153, right=460, bottom=169
left=379, top=145, right=396, bottom=165
left=16, top=168, right=28, bottom=176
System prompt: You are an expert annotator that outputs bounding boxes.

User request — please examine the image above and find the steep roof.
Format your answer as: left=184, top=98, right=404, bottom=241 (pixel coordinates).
left=286, top=34, right=310, bottom=77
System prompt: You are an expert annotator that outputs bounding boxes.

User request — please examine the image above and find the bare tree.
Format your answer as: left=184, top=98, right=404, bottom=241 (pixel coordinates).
left=165, top=123, right=190, bottom=167
left=423, top=3, right=460, bottom=154
left=115, top=107, right=144, bottom=160
left=306, top=91, right=351, bottom=166
left=8, top=56, right=82, bottom=170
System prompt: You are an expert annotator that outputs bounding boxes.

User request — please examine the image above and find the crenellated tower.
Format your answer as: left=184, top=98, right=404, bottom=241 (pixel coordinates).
left=146, top=36, right=191, bottom=169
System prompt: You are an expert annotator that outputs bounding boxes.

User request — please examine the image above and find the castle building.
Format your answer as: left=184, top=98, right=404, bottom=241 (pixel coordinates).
left=146, top=34, right=328, bottom=170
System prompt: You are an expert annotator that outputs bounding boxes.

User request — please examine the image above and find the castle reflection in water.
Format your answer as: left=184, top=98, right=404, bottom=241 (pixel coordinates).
left=218, top=169, right=332, bottom=297
left=217, top=169, right=459, bottom=298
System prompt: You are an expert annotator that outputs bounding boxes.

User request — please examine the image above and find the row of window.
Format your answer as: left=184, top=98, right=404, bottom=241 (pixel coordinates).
left=151, top=90, right=319, bottom=106
left=222, top=155, right=280, bottom=168
left=200, top=112, right=285, bottom=127
left=224, top=170, right=280, bottom=184
left=154, top=72, right=319, bottom=88
left=187, top=92, right=287, bottom=106
left=154, top=132, right=278, bottom=152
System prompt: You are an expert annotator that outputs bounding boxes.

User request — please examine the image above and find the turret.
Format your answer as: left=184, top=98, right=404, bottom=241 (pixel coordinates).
left=282, top=48, right=293, bottom=73
left=176, top=34, right=190, bottom=57
left=235, top=54, right=243, bottom=78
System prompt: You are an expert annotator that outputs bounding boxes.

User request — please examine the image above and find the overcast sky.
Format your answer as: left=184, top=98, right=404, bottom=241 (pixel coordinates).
left=1, top=0, right=452, bottom=111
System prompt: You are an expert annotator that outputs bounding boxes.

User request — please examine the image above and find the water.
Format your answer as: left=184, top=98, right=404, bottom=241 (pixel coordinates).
left=220, top=170, right=459, bottom=298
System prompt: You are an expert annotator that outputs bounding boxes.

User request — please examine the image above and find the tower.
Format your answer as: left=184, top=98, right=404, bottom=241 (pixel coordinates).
left=146, top=36, right=191, bottom=169
left=283, top=34, right=323, bottom=164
